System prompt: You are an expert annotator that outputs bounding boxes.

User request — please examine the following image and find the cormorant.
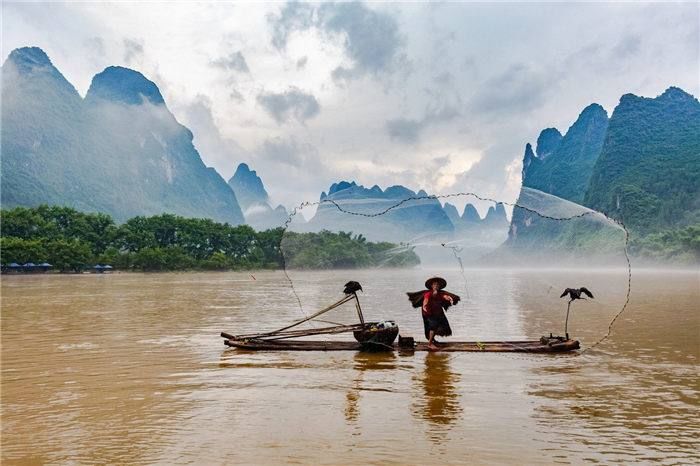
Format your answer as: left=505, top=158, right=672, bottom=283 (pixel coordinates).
left=559, top=287, right=594, bottom=338
left=343, top=281, right=363, bottom=295
left=560, top=287, right=594, bottom=301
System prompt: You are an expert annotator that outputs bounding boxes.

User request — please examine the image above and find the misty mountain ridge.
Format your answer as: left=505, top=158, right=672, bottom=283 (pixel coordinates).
left=3, top=46, right=695, bottom=263
left=521, top=103, right=609, bottom=204
left=228, top=163, right=270, bottom=209
left=301, top=180, right=454, bottom=242
left=504, top=86, right=699, bottom=263
left=294, top=180, right=510, bottom=265
left=507, top=103, right=609, bottom=252
left=443, top=201, right=507, bottom=230
left=228, top=163, right=290, bottom=230
left=1, top=46, right=244, bottom=225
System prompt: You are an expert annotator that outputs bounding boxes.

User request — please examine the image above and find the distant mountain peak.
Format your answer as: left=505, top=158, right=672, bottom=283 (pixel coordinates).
left=560, top=103, right=609, bottom=139
left=484, top=202, right=508, bottom=226
left=328, top=181, right=357, bottom=195
left=523, top=142, right=537, bottom=176
left=443, top=202, right=461, bottom=225
left=6, top=46, right=53, bottom=71
left=617, top=87, right=698, bottom=111
left=659, top=86, right=698, bottom=104
left=618, top=92, right=642, bottom=105
left=309, top=181, right=454, bottom=240
left=324, top=181, right=423, bottom=201
left=536, top=128, right=562, bottom=159
left=234, top=162, right=258, bottom=178
left=462, top=203, right=481, bottom=223
left=580, top=102, right=606, bottom=116
left=86, top=66, right=165, bottom=106
left=3, top=46, right=80, bottom=100
left=228, top=162, right=270, bottom=210
left=384, top=185, right=416, bottom=198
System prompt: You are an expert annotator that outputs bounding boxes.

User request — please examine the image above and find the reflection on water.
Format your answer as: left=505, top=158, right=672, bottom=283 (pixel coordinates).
left=526, top=270, right=700, bottom=465
left=2, top=269, right=698, bottom=464
left=413, top=353, right=462, bottom=437
left=528, top=355, right=700, bottom=465
left=345, top=352, right=398, bottom=423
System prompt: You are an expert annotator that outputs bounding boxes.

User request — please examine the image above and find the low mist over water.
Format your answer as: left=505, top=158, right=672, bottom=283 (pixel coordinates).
left=2, top=269, right=697, bottom=464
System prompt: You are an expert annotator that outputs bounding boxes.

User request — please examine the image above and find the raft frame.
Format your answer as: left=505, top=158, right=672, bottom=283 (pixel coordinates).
left=221, top=332, right=580, bottom=353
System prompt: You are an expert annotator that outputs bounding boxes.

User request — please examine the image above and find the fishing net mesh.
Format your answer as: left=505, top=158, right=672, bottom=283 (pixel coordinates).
left=274, top=187, right=630, bottom=348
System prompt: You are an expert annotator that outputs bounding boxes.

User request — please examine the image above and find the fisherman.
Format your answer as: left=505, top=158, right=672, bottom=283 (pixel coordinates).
left=407, top=277, right=460, bottom=351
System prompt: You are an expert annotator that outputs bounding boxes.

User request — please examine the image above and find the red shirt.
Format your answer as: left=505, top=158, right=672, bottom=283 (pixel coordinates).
left=422, top=291, right=448, bottom=317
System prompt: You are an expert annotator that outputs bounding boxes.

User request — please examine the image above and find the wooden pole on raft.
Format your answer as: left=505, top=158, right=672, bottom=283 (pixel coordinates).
left=565, top=300, right=572, bottom=340
left=353, top=292, right=364, bottom=325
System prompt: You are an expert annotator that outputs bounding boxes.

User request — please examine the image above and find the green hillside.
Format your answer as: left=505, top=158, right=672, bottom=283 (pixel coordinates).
left=523, top=104, right=609, bottom=204
left=504, top=87, right=699, bottom=263
left=585, top=87, right=700, bottom=234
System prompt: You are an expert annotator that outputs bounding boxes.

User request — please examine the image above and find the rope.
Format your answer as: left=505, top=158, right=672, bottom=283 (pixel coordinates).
left=253, top=323, right=366, bottom=341
left=441, top=243, right=470, bottom=299
left=580, top=218, right=632, bottom=354
left=230, top=294, right=355, bottom=340
left=278, top=203, right=311, bottom=321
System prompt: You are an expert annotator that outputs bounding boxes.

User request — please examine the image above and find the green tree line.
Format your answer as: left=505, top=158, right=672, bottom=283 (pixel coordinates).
left=0, top=205, right=420, bottom=272
left=629, top=224, right=700, bottom=263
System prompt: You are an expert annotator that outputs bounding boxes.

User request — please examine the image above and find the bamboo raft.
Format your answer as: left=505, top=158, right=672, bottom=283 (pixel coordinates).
left=221, top=333, right=580, bottom=353
left=220, top=282, right=581, bottom=354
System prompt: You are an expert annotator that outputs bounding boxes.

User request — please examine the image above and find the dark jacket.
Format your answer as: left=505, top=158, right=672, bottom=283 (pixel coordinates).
left=406, top=290, right=460, bottom=310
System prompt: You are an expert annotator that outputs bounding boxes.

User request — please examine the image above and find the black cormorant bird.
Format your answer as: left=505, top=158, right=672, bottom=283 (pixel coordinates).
left=559, top=287, right=594, bottom=338
left=560, top=287, right=594, bottom=301
left=343, top=281, right=363, bottom=295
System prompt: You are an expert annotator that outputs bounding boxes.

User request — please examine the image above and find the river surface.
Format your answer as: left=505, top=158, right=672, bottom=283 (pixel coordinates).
left=1, top=269, right=698, bottom=465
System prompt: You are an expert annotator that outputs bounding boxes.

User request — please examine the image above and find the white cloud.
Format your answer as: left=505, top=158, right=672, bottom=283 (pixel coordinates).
left=2, top=1, right=698, bottom=211
left=211, top=50, right=250, bottom=73
left=256, top=87, right=320, bottom=124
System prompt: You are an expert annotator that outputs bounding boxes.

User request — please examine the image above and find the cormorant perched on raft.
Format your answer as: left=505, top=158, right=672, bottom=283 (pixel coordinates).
left=560, top=287, right=594, bottom=339
left=560, top=287, right=594, bottom=301
left=344, top=281, right=363, bottom=295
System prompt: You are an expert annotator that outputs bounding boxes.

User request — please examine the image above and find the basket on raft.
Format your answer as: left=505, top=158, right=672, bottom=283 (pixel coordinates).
left=353, top=321, right=399, bottom=349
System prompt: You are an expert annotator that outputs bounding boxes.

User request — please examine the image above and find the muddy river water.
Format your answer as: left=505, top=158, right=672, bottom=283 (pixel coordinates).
left=1, top=268, right=698, bottom=464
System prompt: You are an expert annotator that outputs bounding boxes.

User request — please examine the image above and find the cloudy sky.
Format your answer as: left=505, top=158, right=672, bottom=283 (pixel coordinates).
left=3, top=1, right=699, bottom=214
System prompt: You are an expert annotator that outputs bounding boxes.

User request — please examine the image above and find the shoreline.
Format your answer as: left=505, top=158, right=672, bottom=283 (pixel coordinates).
left=2, top=265, right=697, bottom=276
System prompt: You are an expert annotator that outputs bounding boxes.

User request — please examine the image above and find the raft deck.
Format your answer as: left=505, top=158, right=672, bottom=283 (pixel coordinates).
left=221, top=333, right=580, bottom=353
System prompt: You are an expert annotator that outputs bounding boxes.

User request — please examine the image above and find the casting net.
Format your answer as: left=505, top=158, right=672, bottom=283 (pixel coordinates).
left=268, top=187, right=631, bottom=349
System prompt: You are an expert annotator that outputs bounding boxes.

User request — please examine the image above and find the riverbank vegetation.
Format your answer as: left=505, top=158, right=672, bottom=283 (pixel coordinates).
left=0, top=206, right=420, bottom=272
left=629, top=225, right=700, bottom=264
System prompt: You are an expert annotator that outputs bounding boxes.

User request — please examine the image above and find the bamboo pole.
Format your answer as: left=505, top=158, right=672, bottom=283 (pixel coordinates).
left=222, top=294, right=356, bottom=341
left=353, top=292, right=364, bottom=325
